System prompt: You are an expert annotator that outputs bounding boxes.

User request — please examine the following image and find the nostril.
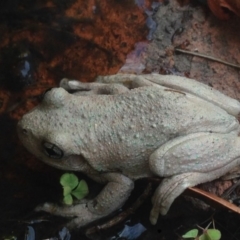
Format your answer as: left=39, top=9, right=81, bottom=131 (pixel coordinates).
left=22, top=129, right=28, bottom=135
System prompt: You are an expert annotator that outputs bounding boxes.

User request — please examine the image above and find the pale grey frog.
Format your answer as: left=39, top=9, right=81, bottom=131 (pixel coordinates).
left=17, top=73, right=240, bottom=228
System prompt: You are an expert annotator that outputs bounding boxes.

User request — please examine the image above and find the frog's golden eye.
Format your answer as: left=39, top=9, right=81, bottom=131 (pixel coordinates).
left=42, top=141, right=63, bottom=159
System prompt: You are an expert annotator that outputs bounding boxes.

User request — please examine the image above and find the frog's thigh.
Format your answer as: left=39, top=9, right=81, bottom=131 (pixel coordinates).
left=149, top=132, right=240, bottom=224
left=149, top=132, right=239, bottom=177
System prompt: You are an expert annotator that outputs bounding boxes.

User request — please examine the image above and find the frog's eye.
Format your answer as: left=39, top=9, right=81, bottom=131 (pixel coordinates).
left=41, top=88, right=68, bottom=108
left=42, top=141, right=63, bottom=159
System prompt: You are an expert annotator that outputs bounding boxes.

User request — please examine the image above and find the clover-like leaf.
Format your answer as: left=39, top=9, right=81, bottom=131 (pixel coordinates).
left=206, top=229, right=221, bottom=240
left=72, top=180, right=89, bottom=200
left=60, top=173, right=78, bottom=190
left=63, top=194, right=73, bottom=205
left=199, top=229, right=221, bottom=240
left=199, top=233, right=211, bottom=240
left=63, top=186, right=72, bottom=197
left=60, top=173, right=89, bottom=205
left=182, top=229, right=199, bottom=238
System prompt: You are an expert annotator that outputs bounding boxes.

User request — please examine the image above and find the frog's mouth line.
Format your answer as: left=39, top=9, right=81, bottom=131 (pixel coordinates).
left=39, top=153, right=98, bottom=175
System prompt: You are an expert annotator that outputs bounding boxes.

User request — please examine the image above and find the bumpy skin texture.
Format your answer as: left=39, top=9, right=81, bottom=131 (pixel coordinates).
left=18, top=73, right=240, bottom=228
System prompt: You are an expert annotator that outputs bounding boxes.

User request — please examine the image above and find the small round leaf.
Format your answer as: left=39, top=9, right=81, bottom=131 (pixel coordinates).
left=199, top=233, right=211, bottom=240
left=72, top=180, right=89, bottom=200
left=206, top=229, right=221, bottom=240
left=182, top=229, right=199, bottom=238
left=63, top=194, right=73, bottom=205
left=60, top=173, right=78, bottom=190
left=63, top=186, right=72, bottom=197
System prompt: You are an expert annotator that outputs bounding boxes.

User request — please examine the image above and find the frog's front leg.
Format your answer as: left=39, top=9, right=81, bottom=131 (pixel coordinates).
left=36, top=173, right=134, bottom=229
left=149, top=132, right=240, bottom=224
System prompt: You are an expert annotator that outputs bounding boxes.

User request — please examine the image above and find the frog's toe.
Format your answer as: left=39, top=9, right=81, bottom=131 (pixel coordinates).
left=35, top=202, right=56, bottom=213
left=35, top=202, right=86, bottom=217
left=150, top=173, right=195, bottom=225
left=36, top=202, right=104, bottom=228
left=66, top=215, right=96, bottom=229
left=149, top=185, right=171, bottom=225
left=66, top=218, right=79, bottom=229
left=35, top=202, right=77, bottom=217
left=149, top=208, right=159, bottom=225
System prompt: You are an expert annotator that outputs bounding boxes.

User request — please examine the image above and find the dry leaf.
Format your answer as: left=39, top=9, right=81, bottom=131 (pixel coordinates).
left=188, top=187, right=240, bottom=214
left=208, top=0, right=240, bottom=19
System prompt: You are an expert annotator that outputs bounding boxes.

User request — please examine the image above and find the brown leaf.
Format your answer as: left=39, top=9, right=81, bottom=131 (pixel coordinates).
left=188, top=187, right=240, bottom=214
left=208, top=0, right=240, bottom=19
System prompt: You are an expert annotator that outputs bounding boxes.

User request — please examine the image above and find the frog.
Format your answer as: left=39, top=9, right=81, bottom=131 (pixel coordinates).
left=17, top=73, right=240, bottom=229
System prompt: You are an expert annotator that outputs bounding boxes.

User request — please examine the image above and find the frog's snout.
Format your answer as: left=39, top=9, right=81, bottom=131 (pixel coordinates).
left=19, top=126, right=28, bottom=135
left=17, top=118, right=28, bottom=139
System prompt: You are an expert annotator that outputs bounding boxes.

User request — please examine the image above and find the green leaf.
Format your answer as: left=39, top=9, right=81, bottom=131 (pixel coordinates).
left=63, top=186, right=72, bottom=196
left=60, top=173, right=78, bottom=190
left=63, top=194, right=73, bottom=205
left=206, top=229, right=221, bottom=240
left=3, top=236, right=17, bottom=240
left=182, top=229, right=199, bottom=238
left=199, top=233, right=211, bottom=240
left=72, top=180, right=89, bottom=200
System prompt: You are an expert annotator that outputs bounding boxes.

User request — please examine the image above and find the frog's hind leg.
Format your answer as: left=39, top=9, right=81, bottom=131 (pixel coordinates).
left=149, top=132, right=240, bottom=225
left=96, top=73, right=240, bottom=115
left=145, top=74, right=240, bottom=116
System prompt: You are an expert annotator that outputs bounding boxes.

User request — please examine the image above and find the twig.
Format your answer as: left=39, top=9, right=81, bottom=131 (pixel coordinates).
left=175, top=48, right=240, bottom=70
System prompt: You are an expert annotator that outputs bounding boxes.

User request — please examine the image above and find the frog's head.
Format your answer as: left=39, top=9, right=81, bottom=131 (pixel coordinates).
left=17, top=87, right=90, bottom=172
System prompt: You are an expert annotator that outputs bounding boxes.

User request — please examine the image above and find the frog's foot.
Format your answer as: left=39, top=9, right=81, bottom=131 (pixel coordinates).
left=36, top=173, right=134, bottom=229
left=149, top=172, right=204, bottom=224
left=149, top=132, right=240, bottom=224
left=60, top=78, right=129, bottom=95
left=36, top=202, right=106, bottom=229
left=96, top=74, right=156, bottom=89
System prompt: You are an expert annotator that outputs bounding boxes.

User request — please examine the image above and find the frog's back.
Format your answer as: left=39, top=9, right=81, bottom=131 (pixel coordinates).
left=84, top=86, right=238, bottom=178
left=112, top=86, right=238, bottom=135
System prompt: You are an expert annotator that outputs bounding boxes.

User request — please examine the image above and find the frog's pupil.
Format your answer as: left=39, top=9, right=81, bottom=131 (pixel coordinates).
left=42, top=141, right=63, bottom=159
